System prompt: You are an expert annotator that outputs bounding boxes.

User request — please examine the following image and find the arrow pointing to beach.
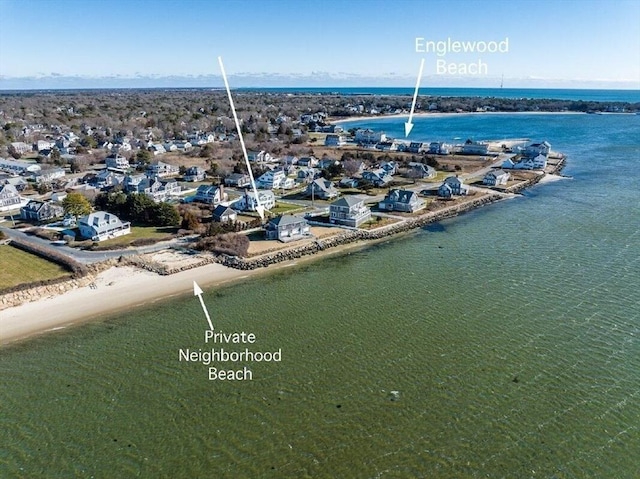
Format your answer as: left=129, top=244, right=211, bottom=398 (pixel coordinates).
left=193, top=281, right=213, bottom=330
left=405, top=58, right=425, bottom=138
left=218, top=56, right=265, bottom=221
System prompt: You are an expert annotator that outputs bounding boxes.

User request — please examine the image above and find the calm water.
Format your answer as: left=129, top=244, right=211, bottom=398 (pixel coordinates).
left=237, top=87, right=640, bottom=103
left=1, top=114, right=639, bottom=478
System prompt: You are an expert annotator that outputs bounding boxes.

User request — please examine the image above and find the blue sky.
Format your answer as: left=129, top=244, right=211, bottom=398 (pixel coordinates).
left=0, top=0, right=639, bottom=88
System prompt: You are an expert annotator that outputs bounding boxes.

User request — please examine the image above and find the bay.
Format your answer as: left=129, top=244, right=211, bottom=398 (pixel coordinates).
left=1, top=113, right=639, bottom=478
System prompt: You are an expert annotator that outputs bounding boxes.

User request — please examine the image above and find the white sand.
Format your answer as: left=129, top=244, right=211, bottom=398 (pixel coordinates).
left=0, top=263, right=251, bottom=346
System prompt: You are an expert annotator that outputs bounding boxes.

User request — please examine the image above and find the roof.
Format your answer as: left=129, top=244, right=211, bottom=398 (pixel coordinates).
left=385, top=189, right=417, bottom=204
left=213, top=205, right=236, bottom=216
left=331, top=195, right=363, bottom=208
left=268, top=214, right=307, bottom=227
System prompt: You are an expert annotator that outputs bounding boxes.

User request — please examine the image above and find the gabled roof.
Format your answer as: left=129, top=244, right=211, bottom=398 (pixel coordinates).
left=213, top=205, right=236, bottom=216
left=331, top=195, right=363, bottom=208
left=268, top=214, right=307, bottom=227
left=386, top=189, right=417, bottom=204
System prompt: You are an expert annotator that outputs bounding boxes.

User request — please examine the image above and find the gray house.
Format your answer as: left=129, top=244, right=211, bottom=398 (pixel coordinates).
left=265, top=215, right=310, bottom=242
left=183, top=166, right=206, bottom=182
left=212, top=205, right=237, bottom=223
left=224, top=173, right=251, bottom=188
left=438, top=176, right=469, bottom=198
left=20, top=200, right=64, bottom=222
left=0, top=183, right=21, bottom=209
left=78, top=211, right=131, bottom=241
left=306, top=178, right=339, bottom=200
left=378, top=189, right=425, bottom=213
left=329, top=196, right=371, bottom=227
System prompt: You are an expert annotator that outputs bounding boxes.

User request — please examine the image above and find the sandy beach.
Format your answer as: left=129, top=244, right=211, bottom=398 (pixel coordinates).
left=0, top=238, right=375, bottom=346
left=0, top=262, right=253, bottom=346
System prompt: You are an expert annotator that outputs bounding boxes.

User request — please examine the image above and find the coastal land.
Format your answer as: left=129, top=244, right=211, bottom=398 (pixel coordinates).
left=0, top=88, right=578, bottom=345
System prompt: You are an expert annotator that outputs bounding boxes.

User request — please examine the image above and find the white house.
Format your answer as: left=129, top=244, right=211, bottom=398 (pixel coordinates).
left=194, top=185, right=227, bottom=205
left=355, top=129, right=385, bottom=144
left=248, top=150, right=276, bottom=163
left=33, top=168, right=66, bottom=184
left=183, top=166, right=206, bottom=182
left=256, top=170, right=295, bottom=190
left=329, top=196, right=371, bottom=227
left=483, top=169, right=510, bottom=186
left=524, top=141, right=551, bottom=158
left=0, top=158, right=41, bottom=174
left=78, top=211, right=131, bottom=242
left=105, top=154, right=130, bottom=170
left=146, top=161, right=179, bottom=178
left=235, top=190, right=276, bottom=212
left=0, top=183, right=21, bottom=209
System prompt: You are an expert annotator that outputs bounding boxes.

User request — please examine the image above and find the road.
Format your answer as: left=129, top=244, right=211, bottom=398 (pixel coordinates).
left=0, top=226, right=180, bottom=264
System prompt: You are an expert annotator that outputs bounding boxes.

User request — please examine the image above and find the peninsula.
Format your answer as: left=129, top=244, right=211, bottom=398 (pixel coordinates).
left=0, top=89, right=576, bottom=344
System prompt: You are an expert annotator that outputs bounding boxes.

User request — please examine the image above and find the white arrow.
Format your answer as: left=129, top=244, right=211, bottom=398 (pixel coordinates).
left=218, top=56, right=265, bottom=221
left=193, top=281, right=213, bottom=330
left=405, top=58, right=425, bottom=138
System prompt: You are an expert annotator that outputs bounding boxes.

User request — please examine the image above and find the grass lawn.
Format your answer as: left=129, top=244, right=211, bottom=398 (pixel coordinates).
left=74, top=226, right=177, bottom=249
left=268, top=202, right=306, bottom=215
left=0, top=245, right=71, bottom=290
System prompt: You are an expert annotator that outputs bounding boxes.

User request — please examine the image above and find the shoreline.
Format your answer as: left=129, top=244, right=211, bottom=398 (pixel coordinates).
left=333, top=110, right=586, bottom=125
left=0, top=237, right=382, bottom=346
left=1, top=161, right=566, bottom=347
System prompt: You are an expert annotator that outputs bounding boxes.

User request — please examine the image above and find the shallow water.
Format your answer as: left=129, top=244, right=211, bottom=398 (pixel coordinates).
left=1, top=113, right=639, bottom=478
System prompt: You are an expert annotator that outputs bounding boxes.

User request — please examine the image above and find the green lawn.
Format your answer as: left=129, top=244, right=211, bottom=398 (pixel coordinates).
left=0, top=245, right=71, bottom=290
left=73, top=226, right=178, bottom=249
left=268, top=202, right=306, bottom=215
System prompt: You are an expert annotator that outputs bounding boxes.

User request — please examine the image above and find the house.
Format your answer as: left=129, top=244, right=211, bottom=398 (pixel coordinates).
left=183, top=166, right=206, bottom=182
left=283, top=155, right=299, bottom=166
left=78, top=211, right=131, bottom=242
left=297, top=156, right=318, bottom=168
left=318, top=158, right=339, bottom=169
left=105, top=154, right=130, bottom=170
left=483, top=169, right=510, bottom=186
left=4, top=176, right=28, bottom=191
left=355, top=129, right=385, bottom=144
left=461, top=141, right=489, bottom=155
left=408, top=142, right=425, bottom=154
left=428, top=142, right=450, bottom=155
left=248, top=150, right=276, bottom=163
left=501, top=158, right=516, bottom=169
left=524, top=141, right=551, bottom=158
left=163, top=142, right=178, bottom=152
left=36, top=140, right=55, bottom=152
left=91, top=170, right=124, bottom=189
left=329, top=196, right=371, bottom=227
left=146, top=160, right=179, bottom=178
left=324, top=134, right=346, bottom=147
left=438, top=176, right=469, bottom=197
left=224, top=173, right=251, bottom=188
left=515, top=154, right=547, bottom=170
left=0, top=158, right=41, bottom=174
left=265, top=215, right=310, bottom=242
left=123, top=174, right=150, bottom=193
left=380, top=161, right=397, bottom=176
left=10, top=142, right=31, bottom=154
left=0, top=183, right=21, bottom=209
left=378, top=189, right=425, bottom=213
left=306, top=178, right=339, bottom=200
left=406, top=162, right=436, bottom=179
left=150, top=144, right=166, bottom=156
left=212, top=205, right=237, bottom=223
left=33, top=168, right=66, bottom=184
left=296, top=167, right=319, bottom=184
left=256, top=170, right=295, bottom=189
left=362, top=169, right=392, bottom=187
left=20, top=200, right=64, bottom=222
left=175, top=141, right=193, bottom=151
left=143, top=178, right=181, bottom=202
left=236, top=190, right=276, bottom=212
left=194, top=185, right=227, bottom=205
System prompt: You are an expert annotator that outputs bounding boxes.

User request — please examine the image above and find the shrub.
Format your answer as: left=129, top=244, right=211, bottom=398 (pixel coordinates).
left=195, top=233, right=249, bottom=257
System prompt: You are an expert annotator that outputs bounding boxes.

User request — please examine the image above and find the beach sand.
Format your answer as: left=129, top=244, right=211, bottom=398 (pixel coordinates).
left=0, top=262, right=251, bottom=346
left=0, top=238, right=372, bottom=346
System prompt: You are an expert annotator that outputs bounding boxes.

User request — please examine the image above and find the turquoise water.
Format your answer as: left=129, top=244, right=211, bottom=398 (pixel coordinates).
left=1, top=113, right=639, bottom=478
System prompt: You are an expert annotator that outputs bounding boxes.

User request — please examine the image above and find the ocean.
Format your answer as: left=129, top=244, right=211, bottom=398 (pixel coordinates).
left=236, top=87, right=640, bottom=103
left=1, top=112, right=639, bottom=478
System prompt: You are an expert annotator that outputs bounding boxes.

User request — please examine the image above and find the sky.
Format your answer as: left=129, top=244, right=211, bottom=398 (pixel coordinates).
left=0, top=0, right=639, bottom=89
